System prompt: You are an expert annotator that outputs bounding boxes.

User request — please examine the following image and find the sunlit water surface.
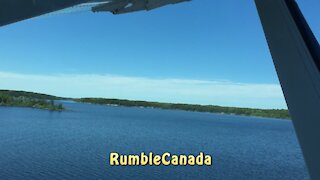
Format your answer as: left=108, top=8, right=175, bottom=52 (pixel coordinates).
left=0, top=101, right=309, bottom=179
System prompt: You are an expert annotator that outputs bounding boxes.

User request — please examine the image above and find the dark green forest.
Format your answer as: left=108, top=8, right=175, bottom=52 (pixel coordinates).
left=0, top=90, right=290, bottom=119
left=0, top=90, right=64, bottom=111
left=77, top=98, right=290, bottom=119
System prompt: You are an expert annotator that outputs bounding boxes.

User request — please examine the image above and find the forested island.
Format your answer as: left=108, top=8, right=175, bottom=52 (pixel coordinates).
left=0, top=90, right=290, bottom=119
left=0, top=90, right=65, bottom=111
left=77, top=98, right=290, bottom=119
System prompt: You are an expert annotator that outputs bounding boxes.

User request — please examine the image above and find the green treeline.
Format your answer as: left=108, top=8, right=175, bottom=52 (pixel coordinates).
left=0, top=90, right=64, bottom=111
left=77, top=98, right=290, bottom=119
left=0, top=90, right=290, bottom=119
left=0, top=90, right=62, bottom=100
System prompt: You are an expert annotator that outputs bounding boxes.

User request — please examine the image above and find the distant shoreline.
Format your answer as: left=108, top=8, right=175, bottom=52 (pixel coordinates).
left=0, top=90, right=290, bottom=119
left=76, top=98, right=290, bottom=120
left=78, top=101, right=288, bottom=120
left=0, top=90, right=65, bottom=111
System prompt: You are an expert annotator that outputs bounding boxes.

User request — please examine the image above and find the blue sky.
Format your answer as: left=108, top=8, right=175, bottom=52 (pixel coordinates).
left=0, top=0, right=319, bottom=109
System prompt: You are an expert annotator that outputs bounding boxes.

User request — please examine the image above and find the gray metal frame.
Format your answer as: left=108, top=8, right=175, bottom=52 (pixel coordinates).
left=255, top=0, right=320, bottom=179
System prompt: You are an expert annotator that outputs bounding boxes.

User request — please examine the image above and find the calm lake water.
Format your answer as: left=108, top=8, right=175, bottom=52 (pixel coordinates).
left=0, top=101, right=309, bottom=180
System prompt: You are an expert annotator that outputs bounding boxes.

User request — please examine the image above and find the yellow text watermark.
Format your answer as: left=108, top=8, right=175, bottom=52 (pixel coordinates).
left=109, top=152, right=212, bottom=166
